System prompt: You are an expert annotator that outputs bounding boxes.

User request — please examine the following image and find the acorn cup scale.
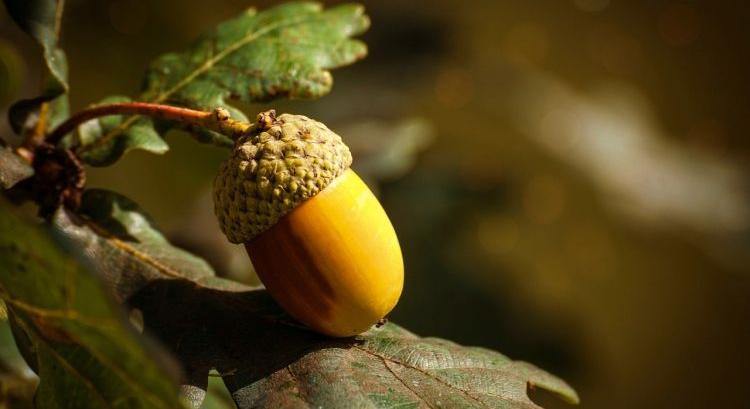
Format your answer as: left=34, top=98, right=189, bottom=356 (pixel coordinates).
left=213, top=110, right=404, bottom=337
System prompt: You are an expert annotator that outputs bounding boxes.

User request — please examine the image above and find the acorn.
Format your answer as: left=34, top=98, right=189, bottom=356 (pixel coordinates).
left=213, top=110, right=404, bottom=337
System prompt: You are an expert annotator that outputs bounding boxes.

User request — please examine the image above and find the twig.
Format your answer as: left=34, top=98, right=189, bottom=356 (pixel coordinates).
left=46, top=102, right=252, bottom=146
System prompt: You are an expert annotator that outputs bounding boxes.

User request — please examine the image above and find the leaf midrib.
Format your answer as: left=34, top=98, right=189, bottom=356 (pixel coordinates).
left=19, top=311, right=174, bottom=409
left=81, top=216, right=203, bottom=282
left=37, top=335, right=114, bottom=409
left=76, top=11, right=322, bottom=156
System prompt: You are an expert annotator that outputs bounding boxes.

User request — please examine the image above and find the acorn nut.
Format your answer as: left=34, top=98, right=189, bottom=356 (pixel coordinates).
left=213, top=110, right=404, bottom=337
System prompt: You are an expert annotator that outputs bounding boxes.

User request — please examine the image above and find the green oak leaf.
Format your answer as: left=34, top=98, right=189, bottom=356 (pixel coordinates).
left=0, top=146, right=33, bottom=189
left=3, top=0, right=69, bottom=135
left=0, top=199, right=184, bottom=408
left=75, top=2, right=368, bottom=166
left=142, top=2, right=369, bottom=107
left=62, top=96, right=168, bottom=167
left=51, top=190, right=578, bottom=409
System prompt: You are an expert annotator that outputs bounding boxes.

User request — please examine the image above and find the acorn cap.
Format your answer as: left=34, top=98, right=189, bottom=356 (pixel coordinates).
left=213, top=110, right=352, bottom=243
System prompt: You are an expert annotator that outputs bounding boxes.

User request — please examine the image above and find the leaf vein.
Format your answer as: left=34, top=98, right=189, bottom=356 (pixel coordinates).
left=82, top=218, right=193, bottom=281
left=354, top=346, right=492, bottom=409
left=0, top=285, right=118, bottom=329
left=66, top=331, right=173, bottom=409
left=379, top=356, right=435, bottom=409
left=28, top=323, right=115, bottom=409
left=285, top=366, right=311, bottom=407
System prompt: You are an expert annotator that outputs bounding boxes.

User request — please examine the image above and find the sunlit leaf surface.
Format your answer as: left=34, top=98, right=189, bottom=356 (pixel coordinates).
left=76, top=2, right=368, bottom=165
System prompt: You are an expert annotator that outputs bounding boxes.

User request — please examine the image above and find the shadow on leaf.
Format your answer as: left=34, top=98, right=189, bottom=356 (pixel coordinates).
left=129, top=279, right=579, bottom=409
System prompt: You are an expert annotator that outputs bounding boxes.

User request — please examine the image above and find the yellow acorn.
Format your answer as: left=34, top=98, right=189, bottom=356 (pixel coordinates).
left=213, top=110, right=404, bottom=337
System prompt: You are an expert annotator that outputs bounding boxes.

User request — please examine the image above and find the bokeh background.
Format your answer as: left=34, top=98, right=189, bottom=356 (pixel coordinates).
left=3, top=0, right=750, bottom=408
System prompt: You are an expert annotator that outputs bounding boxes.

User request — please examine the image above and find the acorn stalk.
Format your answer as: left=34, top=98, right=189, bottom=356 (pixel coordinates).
left=213, top=110, right=404, bottom=337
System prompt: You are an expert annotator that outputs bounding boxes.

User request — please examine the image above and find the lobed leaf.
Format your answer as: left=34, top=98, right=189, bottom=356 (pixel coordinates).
left=52, top=189, right=217, bottom=302
left=129, top=281, right=579, bottom=409
left=0, top=199, right=183, bottom=408
left=142, top=2, right=369, bottom=107
left=75, top=2, right=369, bottom=166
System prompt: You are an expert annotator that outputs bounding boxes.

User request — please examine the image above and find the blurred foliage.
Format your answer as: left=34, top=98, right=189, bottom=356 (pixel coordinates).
left=2, top=0, right=750, bottom=408
left=0, top=40, right=23, bottom=109
left=3, top=0, right=68, bottom=137
left=0, top=312, right=36, bottom=409
left=0, top=199, right=183, bottom=408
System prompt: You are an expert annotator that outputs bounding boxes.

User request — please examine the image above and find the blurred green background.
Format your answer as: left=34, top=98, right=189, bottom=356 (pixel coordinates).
left=3, top=1, right=750, bottom=408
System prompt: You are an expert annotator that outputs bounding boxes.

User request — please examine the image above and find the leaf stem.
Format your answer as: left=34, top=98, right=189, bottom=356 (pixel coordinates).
left=46, top=102, right=251, bottom=147
left=29, top=102, right=50, bottom=146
